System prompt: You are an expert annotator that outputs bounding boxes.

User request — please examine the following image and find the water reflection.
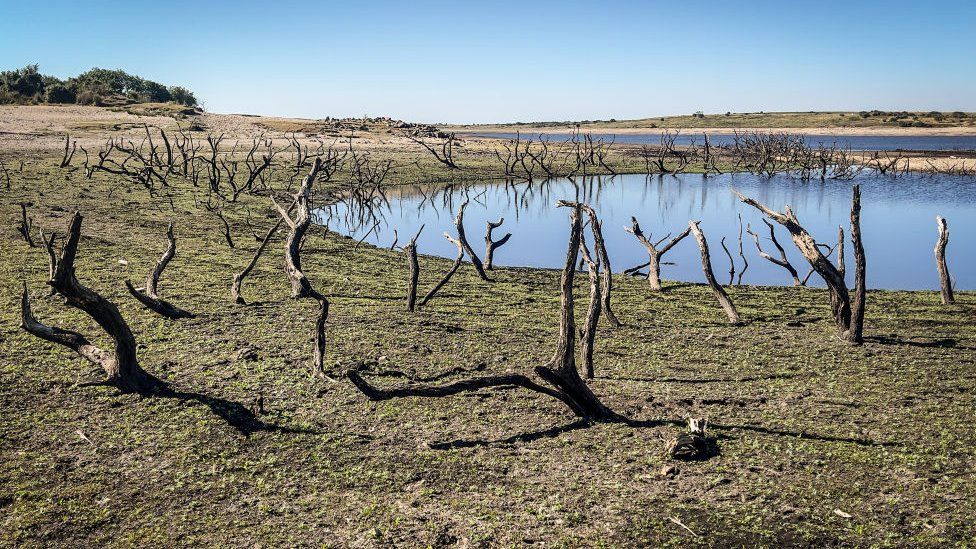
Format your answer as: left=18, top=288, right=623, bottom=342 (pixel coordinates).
left=320, top=173, right=976, bottom=290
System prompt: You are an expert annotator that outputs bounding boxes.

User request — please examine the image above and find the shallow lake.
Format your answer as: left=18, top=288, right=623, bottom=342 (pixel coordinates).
left=467, top=132, right=976, bottom=152
left=322, top=173, right=976, bottom=291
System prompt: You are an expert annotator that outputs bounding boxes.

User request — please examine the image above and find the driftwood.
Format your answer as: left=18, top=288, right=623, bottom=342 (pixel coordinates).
left=624, top=216, right=691, bottom=291
left=232, top=217, right=285, bottom=305
left=348, top=203, right=617, bottom=420
left=483, top=218, right=512, bottom=271
left=935, top=216, right=954, bottom=305
left=20, top=212, right=161, bottom=394
left=689, top=221, right=741, bottom=325
left=125, top=223, right=194, bottom=319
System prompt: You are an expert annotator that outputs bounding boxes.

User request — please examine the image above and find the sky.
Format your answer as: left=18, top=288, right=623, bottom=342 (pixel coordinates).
left=2, top=0, right=975, bottom=124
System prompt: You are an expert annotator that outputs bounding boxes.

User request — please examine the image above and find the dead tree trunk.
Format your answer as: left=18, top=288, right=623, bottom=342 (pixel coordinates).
left=20, top=212, right=161, bottom=394
left=747, top=220, right=801, bottom=285
left=60, top=134, right=76, bottom=168
left=935, top=215, right=954, bottom=305
left=232, top=218, right=284, bottom=305
left=624, top=216, right=691, bottom=291
left=404, top=226, right=423, bottom=312
left=720, top=237, right=736, bottom=286
left=689, top=221, right=741, bottom=325
left=272, top=158, right=332, bottom=378
left=558, top=201, right=620, bottom=327
left=347, top=204, right=618, bottom=421
left=848, top=185, right=866, bottom=344
left=484, top=218, right=512, bottom=271
left=420, top=233, right=464, bottom=307
left=17, top=203, right=36, bottom=247
left=734, top=188, right=863, bottom=340
left=836, top=226, right=846, bottom=278
left=578, top=234, right=601, bottom=379
left=125, top=223, right=194, bottom=319
left=455, top=201, right=490, bottom=281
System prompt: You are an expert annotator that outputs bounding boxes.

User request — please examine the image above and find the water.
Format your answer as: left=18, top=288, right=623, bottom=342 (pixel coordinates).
left=321, top=173, right=976, bottom=290
left=467, top=132, right=976, bottom=152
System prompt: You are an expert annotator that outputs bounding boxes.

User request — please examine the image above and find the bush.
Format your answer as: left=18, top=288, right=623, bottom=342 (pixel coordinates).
left=44, top=83, right=76, bottom=104
left=167, top=86, right=197, bottom=107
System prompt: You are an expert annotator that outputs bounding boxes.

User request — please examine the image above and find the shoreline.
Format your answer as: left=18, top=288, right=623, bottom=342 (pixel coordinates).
left=449, top=125, right=976, bottom=137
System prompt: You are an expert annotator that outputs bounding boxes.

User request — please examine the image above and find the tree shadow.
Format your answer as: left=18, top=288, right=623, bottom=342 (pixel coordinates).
left=709, top=422, right=899, bottom=448
left=428, top=419, right=594, bottom=449
left=595, top=372, right=803, bottom=384
left=364, top=362, right=489, bottom=383
left=864, top=335, right=960, bottom=349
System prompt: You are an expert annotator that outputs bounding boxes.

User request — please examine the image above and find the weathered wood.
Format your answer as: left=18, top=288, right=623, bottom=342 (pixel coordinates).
left=146, top=223, right=176, bottom=299
left=556, top=200, right=619, bottom=326
left=17, top=203, right=36, bottom=247
left=419, top=233, right=464, bottom=307
left=404, top=226, right=424, bottom=312
left=720, top=236, right=736, bottom=286
left=484, top=217, right=512, bottom=271
left=836, top=226, right=846, bottom=278
left=847, top=185, right=866, bottom=344
left=734, top=188, right=850, bottom=336
left=689, top=221, right=741, bottom=325
left=21, top=213, right=160, bottom=394
left=127, top=223, right=194, bottom=319
left=578, top=234, right=601, bottom=379
left=747, top=220, right=801, bottom=286
left=624, top=216, right=691, bottom=291
left=273, top=158, right=323, bottom=299
left=232, top=217, right=284, bottom=305
left=454, top=201, right=490, bottom=281
left=935, top=215, right=954, bottom=305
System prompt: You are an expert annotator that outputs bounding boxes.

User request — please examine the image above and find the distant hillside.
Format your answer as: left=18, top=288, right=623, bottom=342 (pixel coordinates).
left=0, top=65, right=198, bottom=108
left=452, top=111, right=976, bottom=131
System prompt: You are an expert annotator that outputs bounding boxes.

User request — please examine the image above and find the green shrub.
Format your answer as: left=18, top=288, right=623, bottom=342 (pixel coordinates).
left=44, top=83, right=76, bottom=104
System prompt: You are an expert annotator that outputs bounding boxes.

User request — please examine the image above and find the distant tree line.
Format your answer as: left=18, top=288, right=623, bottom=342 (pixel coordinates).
left=0, top=65, right=198, bottom=107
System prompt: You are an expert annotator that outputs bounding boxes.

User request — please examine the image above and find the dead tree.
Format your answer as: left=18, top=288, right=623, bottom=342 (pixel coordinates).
left=935, top=216, right=954, bottom=305
left=0, top=157, right=11, bottom=189
left=484, top=218, right=512, bottom=271
left=17, top=203, right=36, bottom=247
left=849, top=187, right=866, bottom=344
left=404, top=226, right=423, bottom=312
left=720, top=237, right=736, bottom=286
left=624, top=217, right=691, bottom=291
left=406, top=132, right=460, bottom=170
left=20, top=212, right=161, bottom=394
left=558, top=201, right=620, bottom=327
left=734, top=186, right=866, bottom=343
left=747, top=220, right=801, bottom=286
left=689, top=221, right=741, bottom=325
left=836, top=226, right=846, bottom=278
left=454, top=201, right=490, bottom=281
left=737, top=214, right=749, bottom=285
left=272, top=158, right=331, bottom=378
left=232, top=218, right=285, bottom=305
left=125, top=223, right=194, bottom=319
left=59, top=134, right=76, bottom=168
left=419, top=232, right=464, bottom=307
left=348, top=204, right=618, bottom=420
left=578, top=234, right=601, bottom=379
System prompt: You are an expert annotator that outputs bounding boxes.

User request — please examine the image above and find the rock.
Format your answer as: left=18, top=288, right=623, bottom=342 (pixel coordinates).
left=660, top=464, right=679, bottom=477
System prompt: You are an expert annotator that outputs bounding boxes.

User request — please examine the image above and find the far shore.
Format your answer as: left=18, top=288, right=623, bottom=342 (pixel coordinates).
left=448, top=125, right=976, bottom=137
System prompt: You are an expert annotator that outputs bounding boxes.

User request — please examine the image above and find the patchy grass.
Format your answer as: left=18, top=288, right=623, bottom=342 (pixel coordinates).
left=1, top=127, right=975, bottom=546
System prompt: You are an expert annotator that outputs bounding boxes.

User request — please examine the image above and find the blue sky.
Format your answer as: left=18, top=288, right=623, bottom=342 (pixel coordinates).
left=2, top=0, right=974, bottom=123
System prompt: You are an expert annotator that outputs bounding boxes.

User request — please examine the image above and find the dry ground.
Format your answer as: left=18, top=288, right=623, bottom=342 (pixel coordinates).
left=1, top=106, right=975, bottom=547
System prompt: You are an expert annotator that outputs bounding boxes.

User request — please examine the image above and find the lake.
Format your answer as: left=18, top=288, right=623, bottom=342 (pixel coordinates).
left=465, top=132, right=976, bottom=152
left=321, top=173, right=976, bottom=291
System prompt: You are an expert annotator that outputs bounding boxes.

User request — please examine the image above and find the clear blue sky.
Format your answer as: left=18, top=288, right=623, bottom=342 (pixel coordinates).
left=2, top=0, right=974, bottom=123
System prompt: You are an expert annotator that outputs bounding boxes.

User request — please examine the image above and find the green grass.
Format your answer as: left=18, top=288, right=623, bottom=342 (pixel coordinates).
left=1, top=146, right=974, bottom=546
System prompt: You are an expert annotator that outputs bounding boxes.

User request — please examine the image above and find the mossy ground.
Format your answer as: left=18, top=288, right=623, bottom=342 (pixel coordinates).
left=1, top=119, right=975, bottom=546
